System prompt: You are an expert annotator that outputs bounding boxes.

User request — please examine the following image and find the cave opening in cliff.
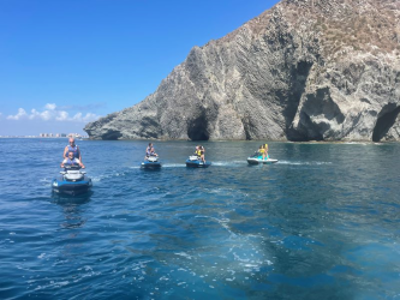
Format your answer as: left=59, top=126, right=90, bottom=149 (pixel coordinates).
left=188, top=115, right=209, bottom=141
left=372, top=105, right=400, bottom=142
left=102, top=131, right=122, bottom=140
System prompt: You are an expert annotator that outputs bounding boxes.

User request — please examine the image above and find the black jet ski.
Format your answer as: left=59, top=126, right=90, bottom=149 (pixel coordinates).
left=52, top=165, right=92, bottom=196
left=141, top=156, right=161, bottom=169
left=185, top=156, right=211, bottom=168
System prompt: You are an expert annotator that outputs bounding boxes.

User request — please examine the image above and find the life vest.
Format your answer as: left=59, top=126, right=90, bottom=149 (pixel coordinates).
left=67, top=144, right=80, bottom=159
left=259, top=149, right=265, bottom=154
left=146, top=147, right=155, bottom=156
left=196, top=150, right=203, bottom=157
left=64, top=158, right=79, bottom=166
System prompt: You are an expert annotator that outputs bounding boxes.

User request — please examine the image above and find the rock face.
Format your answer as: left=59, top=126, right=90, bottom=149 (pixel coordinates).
left=85, top=0, right=400, bottom=142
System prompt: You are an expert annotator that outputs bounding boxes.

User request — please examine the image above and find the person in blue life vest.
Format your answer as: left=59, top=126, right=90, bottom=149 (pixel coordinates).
left=63, top=137, right=82, bottom=161
left=144, top=143, right=158, bottom=160
left=61, top=151, right=85, bottom=168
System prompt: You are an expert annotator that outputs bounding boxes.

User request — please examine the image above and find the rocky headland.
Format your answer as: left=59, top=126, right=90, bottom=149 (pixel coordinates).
left=84, top=0, right=400, bottom=142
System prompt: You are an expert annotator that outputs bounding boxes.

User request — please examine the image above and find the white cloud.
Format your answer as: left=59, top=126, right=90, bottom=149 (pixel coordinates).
left=72, top=112, right=83, bottom=121
left=70, top=112, right=98, bottom=122
left=7, top=108, right=28, bottom=120
left=56, top=111, right=69, bottom=121
left=82, top=113, right=99, bottom=122
left=29, top=109, right=40, bottom=120
left=7, top=103, right=101, bottom=122
left=40, top=110, right=52, bottom=121
left=45, top=103, right=57, bottom=110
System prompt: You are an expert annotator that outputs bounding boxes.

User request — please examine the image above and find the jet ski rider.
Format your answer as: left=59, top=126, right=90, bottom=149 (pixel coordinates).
left=144, top=143, right=158, bottom=160
left=63, top=137, right=82, bottom=161
left=256, top=144, right=269, bottom=160
left=61, top=151, right=85, bottom=168
left=195, top=145, right=206, bottom=163
left=263, top=144, right=269, bottom=160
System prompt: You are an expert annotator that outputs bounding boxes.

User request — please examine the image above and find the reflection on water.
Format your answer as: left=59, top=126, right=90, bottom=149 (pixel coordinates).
left=51, top=191, right=92, bottom=206
left=59, top=205, right=87, bottom=229
left=51, top=192, right=91, bottom=229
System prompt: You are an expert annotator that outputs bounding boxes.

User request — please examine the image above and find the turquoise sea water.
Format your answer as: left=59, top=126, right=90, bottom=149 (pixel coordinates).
left=0, top=138, right=399, bottom=299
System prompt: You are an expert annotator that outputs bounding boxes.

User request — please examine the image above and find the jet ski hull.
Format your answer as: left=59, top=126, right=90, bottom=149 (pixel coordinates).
left=141, top=161, right=162, bottom=169
left=52, top=175, right=92, bottom=196
left=247, top=157, right=278, bottom=165
left=185, top=159, right=211, bottom=168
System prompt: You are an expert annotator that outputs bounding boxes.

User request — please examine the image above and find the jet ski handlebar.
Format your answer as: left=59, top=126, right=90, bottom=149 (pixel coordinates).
left=63, top=165, right=83, bottom=170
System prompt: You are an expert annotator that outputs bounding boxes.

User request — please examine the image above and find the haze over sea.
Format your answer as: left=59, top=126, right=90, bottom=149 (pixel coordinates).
left=1, top=138, right=399, bottom=299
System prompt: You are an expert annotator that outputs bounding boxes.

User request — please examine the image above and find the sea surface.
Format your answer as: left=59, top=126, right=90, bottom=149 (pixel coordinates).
left=0, top=138, right=399, bottom=300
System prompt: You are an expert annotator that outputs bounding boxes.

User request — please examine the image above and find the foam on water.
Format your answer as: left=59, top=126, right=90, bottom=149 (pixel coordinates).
left=212, top=161, right=247, bottom=167
left=90, top=170, right=129, bottom=182
left=129, top=166, right=141, bottom=169
left=40, top=178, right=52, bottom=187
left=161, top=163, right=186, bottom=168
left=277, top=160, right=332, bottom=165
left=342, top=142, right=371, bottom=145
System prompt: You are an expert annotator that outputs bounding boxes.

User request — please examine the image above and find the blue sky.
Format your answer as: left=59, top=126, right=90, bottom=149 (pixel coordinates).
left=0, top=0, right=279, bottom=136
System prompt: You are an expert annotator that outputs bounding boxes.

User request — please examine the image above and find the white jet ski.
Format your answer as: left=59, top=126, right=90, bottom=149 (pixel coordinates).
left=247, top=155, right=278, bottom=165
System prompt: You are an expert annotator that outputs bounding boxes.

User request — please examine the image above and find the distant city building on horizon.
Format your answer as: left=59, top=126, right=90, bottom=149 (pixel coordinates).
left=0, top=133, right=88, bottom=138
left=39, top=133, right=87, bottom=138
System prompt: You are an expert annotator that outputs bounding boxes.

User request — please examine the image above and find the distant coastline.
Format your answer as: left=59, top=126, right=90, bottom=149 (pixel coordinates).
left=0, top=134, right=88, bottom=139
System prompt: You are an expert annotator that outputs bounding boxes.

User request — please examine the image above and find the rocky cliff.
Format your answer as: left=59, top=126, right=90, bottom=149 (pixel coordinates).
left=84, top=0, right=400, bottom=142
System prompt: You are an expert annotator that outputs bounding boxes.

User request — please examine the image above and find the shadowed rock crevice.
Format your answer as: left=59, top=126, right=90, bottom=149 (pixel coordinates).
left=140, top=117, right=161, bottom=139
left=102, top=130, right=122, bottom=140
left=285, top=60, right=313, bottom=139
left=289, top=87, right=345, bottom=141
left=310, top=88, right=345, bottom=123
left=372, top=104, right=400, bottom=142
left=187, top=113, right=210, bottom=141
left=300, top=111, right=324, bottom=141
left=242, top=114, right=256, bottom=140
